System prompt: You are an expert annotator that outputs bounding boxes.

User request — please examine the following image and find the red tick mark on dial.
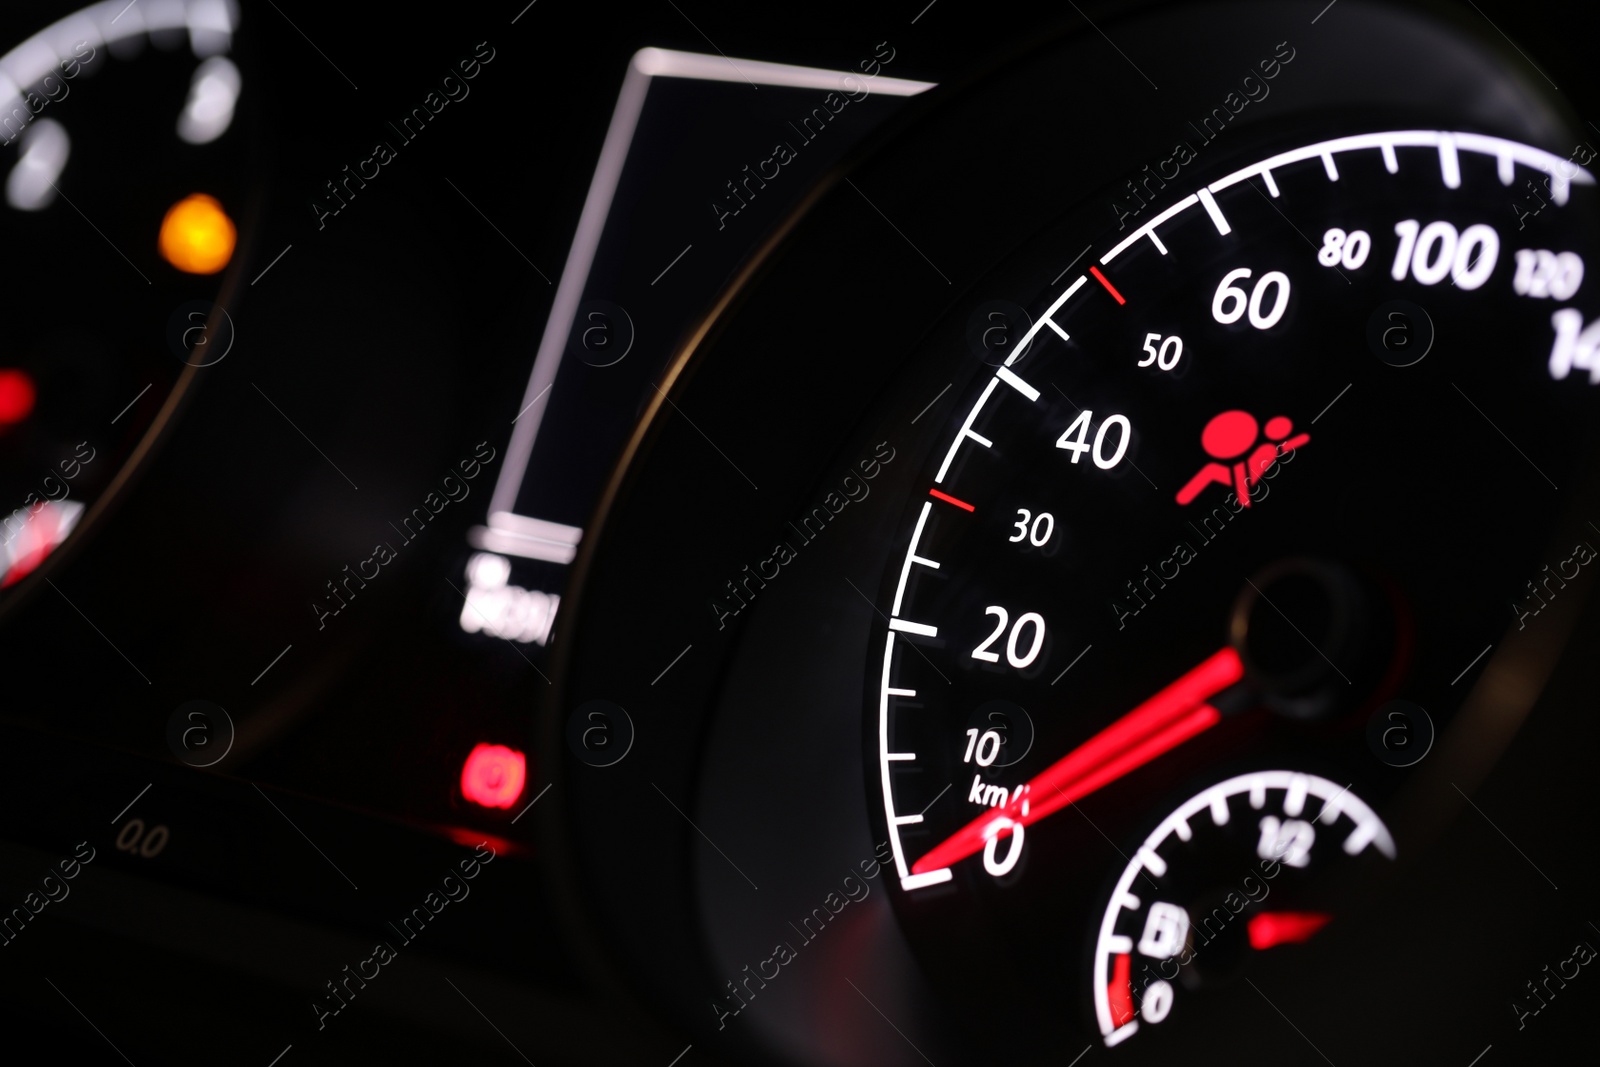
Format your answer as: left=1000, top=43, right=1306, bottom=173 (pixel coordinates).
left=929, top=488, right=975, bottom=512
left=1090, top=265, right=1127, bottom=305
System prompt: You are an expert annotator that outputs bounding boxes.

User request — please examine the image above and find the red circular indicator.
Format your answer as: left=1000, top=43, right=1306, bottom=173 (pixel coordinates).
left=0, top=368, right=36, bottom=426
left=460, top=743, right=527, bottom=809
left=1199, top=409, right=1258, bottom=460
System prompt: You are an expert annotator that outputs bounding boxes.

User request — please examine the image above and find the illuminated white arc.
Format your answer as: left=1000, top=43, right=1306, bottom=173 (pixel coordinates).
left=890, top=501, right=934, bottom=616
left=878, top=632, right=912, bottom=880
left=933, top=376, right=999, bottom=483
left=0, top=0, right=238, bottom=123
left=1005, top=275, right=1086, bottom=366
left=1102, top=130, right=1596, bottom=265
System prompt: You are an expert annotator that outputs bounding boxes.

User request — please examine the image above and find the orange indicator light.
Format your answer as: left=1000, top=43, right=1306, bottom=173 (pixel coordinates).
left=159, top=193, right=236, bottom=274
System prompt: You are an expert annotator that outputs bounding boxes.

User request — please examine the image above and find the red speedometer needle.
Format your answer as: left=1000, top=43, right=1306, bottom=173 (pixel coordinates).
left=910, top=647, right=1244, bottom=875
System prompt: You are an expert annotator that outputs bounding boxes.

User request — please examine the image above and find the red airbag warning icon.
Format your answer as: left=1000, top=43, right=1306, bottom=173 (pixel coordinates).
left=1176, top=410, right=1308, bottom=508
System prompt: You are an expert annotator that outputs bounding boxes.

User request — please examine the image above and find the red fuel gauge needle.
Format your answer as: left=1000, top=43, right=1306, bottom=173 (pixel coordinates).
left=1248, top=911, right=1332, bottom=949
left=910, top=647, right=1244, bottom=875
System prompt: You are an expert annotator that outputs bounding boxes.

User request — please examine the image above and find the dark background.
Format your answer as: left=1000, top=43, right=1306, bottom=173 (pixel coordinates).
left=2, top=1, right=1597, bottom=1064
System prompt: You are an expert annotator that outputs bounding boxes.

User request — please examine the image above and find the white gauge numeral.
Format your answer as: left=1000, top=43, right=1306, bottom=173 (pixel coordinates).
left=963, top=728, right=1002, bottom=766
left=1548, top=308, right=1600, bottom=382
left=1139, top=333, right=1183, bottom=370
left=983, top=821, right=1024, bottom=876
left=1137, top=902, right=1190, bottom=960
left=1211, top=268, right=1291, bottom=329
left=1513, top=249, right=1585, bottom=300
left=971, top=606, right=1046, bottom=668
left=1142, top=980, right=1174, bottom=1024
left=1257, top=815, right=1315, bottom=867
left=1391, top=219, right=1499, bottom=289
left=1317, top=228, right=1371, bottom=269
left=1056, top=410, right=1131, bottom=469
left=1009, top=508, right=1054, bottom=546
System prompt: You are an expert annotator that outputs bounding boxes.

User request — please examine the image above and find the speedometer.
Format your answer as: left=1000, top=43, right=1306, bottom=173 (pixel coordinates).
left=871, top=122, right=1598, bottom=1050
left=550, top=3, right=1600, bottom=1063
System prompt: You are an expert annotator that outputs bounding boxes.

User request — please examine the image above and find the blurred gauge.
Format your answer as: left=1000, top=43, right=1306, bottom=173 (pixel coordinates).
left=0, top=0, right=252, bottom=599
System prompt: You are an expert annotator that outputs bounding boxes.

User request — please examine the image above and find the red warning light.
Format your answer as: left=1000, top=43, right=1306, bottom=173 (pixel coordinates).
left=460, top=743, right=527, bottom=809
left=1176, top=410, right=1309, bottom=508
left=1247, top=911, right=1332, bottom=950
left=0, top=368, right=36, bottom=426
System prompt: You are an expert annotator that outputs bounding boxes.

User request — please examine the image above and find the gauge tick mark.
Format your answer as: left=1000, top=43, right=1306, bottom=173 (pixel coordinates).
left=996, top=366, right=1041, bottom=401
left=928, top=488, right=974, bottom=512
left=1089, top=265, right=1126, bottom=305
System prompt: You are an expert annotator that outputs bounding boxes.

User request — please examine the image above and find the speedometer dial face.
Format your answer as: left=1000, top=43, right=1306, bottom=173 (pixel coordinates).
left=873, top=129, right=1600, bottom=1045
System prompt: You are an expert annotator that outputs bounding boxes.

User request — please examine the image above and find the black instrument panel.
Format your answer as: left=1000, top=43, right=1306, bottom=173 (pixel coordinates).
left=4, top=2, right=1599, bottom=1064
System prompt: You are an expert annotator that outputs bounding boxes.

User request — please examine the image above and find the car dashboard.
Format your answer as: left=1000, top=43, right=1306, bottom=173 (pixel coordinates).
left=3, top=1, right=1600, bottom=1064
